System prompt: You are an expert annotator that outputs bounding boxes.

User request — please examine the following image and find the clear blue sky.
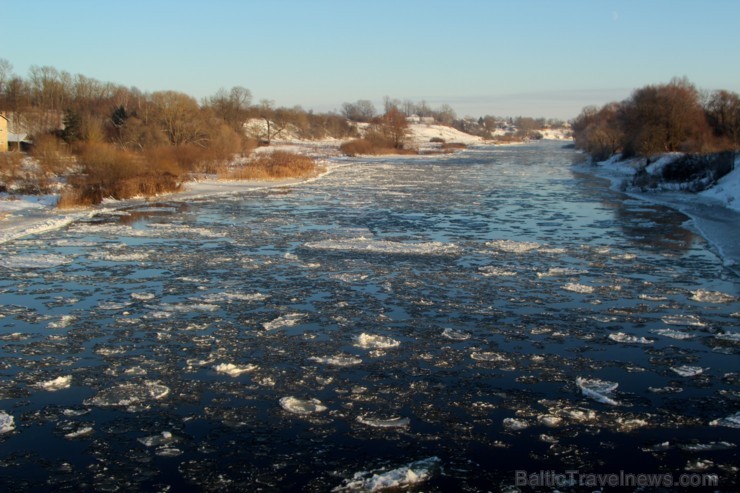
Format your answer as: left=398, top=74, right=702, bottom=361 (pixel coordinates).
left=4, top=0, right=740, bottom=120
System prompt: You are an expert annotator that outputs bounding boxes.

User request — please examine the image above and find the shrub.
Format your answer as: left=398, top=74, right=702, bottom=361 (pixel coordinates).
left=340, top=138, right=418, bottom=157
left=57, top=142, right=183, bottom=208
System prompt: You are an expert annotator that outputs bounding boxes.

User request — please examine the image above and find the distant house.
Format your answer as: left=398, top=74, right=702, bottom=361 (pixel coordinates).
left=0, top=113, right=7, bottom=152
left=8, top=132, right=33, bottom=152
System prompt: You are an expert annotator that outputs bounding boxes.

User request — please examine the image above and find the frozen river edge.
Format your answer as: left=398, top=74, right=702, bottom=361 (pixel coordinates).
left=579, top=158, right=740, bottom=277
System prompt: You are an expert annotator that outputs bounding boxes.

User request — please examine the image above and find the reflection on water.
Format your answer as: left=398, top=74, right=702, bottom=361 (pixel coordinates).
left=0, top=141, right=737, bottom=492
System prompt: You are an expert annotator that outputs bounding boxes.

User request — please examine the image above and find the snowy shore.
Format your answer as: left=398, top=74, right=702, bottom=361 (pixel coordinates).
left=585, top=153, right=740, bottom=273
left=0, top=123, right=491, bottom=244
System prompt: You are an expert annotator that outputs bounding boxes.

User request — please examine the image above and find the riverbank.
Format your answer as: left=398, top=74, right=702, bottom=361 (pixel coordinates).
left=583, top=153, right=740, bottom=274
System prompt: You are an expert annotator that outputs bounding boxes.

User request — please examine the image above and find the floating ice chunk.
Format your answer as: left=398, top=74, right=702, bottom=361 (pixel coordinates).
left=86, top=381, right=170, bottom=408
left=671, top=366, right=705, bottom=377
left=309, top=355, right=362, bottom=367
left=47, top=315, right=76, bottom=329
left=536, top=267, right=588, bottom=278
left=64, top=427, right=93, bottom=439
left=710, top=412, right=740, bottom=428
left=485, top=239, right=540, bottom=253
left=639, top=294, right=668, bottom=301
left=471, top=351, right=509, bottom=362
left=214, top=363, right=258, bottom=377
left=0, top=253, right=72, bottom=269
left=616, top=417, right=648, bottom=432
left=503, top=418, right=529, bottom=430
left=279, top=396, right=327, bottom=415
left=651, top=328, right=694, bottom=340
left=563, top=283, right=595, bottom=294
left=356, top=415, right=410, bottom=428
left=441, top=328, right=471, bottom=341
left=715, top=331, right=740, bottom=342
left=0, top=411, right=14, bottom=434
left=690, top=289, right=736, bottom=304
left=198, top=291, right=269, bottom=303
left=131, top=292, right=156, bottom=301
left=332, top=457, right=441, bottom=492
left=576, top=377, right=619, bottom=406
left=98, top=301, right=133, bottom=311
left=138, top=431, right=177, bottom=447
left=353, top=333, right=400, bottom=349
left=537, top=415, right=563, bottom=427
left=263, top=313, right=306, bottom=330
left=36, top=375, right=72, bottom=391
left=661, top=314, right=706, bottom=327
left=608, top=332, right=654, bottom=344
left=478, top=265, right=516, bottom=277
left=92, top=251, right=149, bottom=262
left=648, top=386, right=683, bottom=394
left=685, top=459, right=714, bottom=472
left=678, top=442, right=736, bottom=452
left=305, top=238, right=459, bottom=256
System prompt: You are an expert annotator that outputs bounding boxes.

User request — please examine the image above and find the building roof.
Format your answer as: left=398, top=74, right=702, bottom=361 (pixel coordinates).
left=8, top=133, right=32, bottom=144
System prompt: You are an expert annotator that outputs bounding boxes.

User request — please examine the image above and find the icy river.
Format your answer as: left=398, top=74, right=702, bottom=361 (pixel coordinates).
left=0, top=141, right=738, bottom=492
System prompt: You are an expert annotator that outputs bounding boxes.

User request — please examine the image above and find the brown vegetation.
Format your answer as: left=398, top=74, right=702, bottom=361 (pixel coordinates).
left=573, top=77, right=740, bottom=160
left=57, top=142, right=182, bottom=208
left=219, top=151, right=320, bottom=181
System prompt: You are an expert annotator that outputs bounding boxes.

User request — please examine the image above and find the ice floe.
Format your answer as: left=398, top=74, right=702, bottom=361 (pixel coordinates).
left=0, top=411, right=15, bottom=434
left=36, top=375, right=72, bottom=391
left=355, top=415, right=410, bottom=429
left=485, top=239, right=541, bottom=253
left=562, top=282, right=595, bottom=294
left=503, top=417, right=530, bottom=430
left=576, top=377, right=619, bottom=406
left=710, top=411, right=740, bottom=428
left=690, top=289, right=736, bottom=303
left=651, top=328, right=694, bottom=340
left=309, top=355, right=363, bottom=367
left=670, top=365, right=705, bottom=377
left=0, top=253, right=72, bottom=269
left=263, top=313, right=306, bottom=330
left=441, top=328, right=471, bottom=341
left=332, top=457, right=441, bottom=492
left=661, top=314, right=706, bottom=327
left=214, top=363, right=258, bottom=377
left=478, top=265, right=517, bottom=276
left=608, top=332, right=654, bottom=344
left=85, top=381, right=170, bottom=409
left=536, top=267, right=588, bottom=278
left=305, top=238, right=459, bottom=256
left=279, top=396, right=327, bottom=415
left=353, top=333, right=400, bottom=349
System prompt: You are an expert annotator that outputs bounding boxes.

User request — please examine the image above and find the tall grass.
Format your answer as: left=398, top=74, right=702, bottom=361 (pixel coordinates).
left=219, top=151, right=320, bottom=180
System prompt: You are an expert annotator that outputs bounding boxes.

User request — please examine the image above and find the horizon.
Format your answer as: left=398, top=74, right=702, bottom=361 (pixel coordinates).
left=4, top=0, right=740, bottom=120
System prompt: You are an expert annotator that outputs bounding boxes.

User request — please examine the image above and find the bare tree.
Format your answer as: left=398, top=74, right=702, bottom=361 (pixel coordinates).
left=705, top=90, right=740, bottom=147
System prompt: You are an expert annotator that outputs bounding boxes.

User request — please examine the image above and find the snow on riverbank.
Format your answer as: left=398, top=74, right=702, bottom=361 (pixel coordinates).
left=586, top=152, right=740, bottom=271
left=0, top=123, right=486, bottom=244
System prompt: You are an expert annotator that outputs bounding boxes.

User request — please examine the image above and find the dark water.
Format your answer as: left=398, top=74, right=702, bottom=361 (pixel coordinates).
left=0, top=142, right=738, bottom=492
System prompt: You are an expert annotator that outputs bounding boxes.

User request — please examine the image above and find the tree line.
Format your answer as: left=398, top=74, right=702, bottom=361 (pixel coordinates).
left=571, top=77, right=740, bottom=161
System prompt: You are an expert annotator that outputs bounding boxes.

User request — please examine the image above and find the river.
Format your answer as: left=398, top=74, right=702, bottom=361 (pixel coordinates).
left=0, top=141, right=737, bottom=492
